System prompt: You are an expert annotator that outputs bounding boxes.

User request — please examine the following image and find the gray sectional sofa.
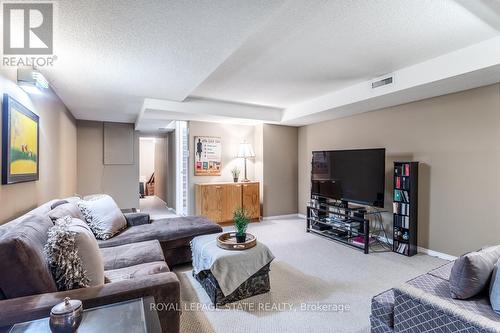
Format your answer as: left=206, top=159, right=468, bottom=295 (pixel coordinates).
left=0, top=198, right=222, bottom=333
left=371, top=262, right=500, bottom=333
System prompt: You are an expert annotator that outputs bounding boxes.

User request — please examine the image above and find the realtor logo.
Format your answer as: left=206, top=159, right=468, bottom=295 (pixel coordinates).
left=3, top=2, right=53, bottom=55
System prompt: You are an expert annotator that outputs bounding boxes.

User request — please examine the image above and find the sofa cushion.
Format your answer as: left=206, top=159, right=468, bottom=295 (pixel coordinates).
left=97, top=216, right=222, bottom=249
left=407, top=273, right=500, bottom=322
left=78, top=195, right=127, bottom=240
left=450, top=245, right=500, bottom=299
left=428, top=261, right=454, bottom=281
left=371, top=289, right=395, bottom=328
left=370, top=315, right=394, bottom=333
left=100, top=240, right=165, bottom=271
left=47, top=202, right=85, bottom=222
left=104, top=261, right=169, bottom=283
left=0, top=214, right=57, bottom=298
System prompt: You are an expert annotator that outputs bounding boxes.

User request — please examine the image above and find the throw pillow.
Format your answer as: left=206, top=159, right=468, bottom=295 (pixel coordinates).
left=490, top=258, right=500, bottom=314
left=50, top=200, right=68, bottom=210
left=450, top=245, right=500, bottom=299
left=77, top=194, right=126, bottom=240
left=47, top=202, right=85, bottom=222
left=83, top=194, right=107, bottom=201
left=45, top=216, right=105, bottom=290
left=44, top=217, right=90, bottom=290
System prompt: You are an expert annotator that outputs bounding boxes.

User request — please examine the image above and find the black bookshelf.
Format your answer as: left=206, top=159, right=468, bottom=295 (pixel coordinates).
left=306, top=197, right=370, bottom=254
left=392, top=162, right=418, bottom=256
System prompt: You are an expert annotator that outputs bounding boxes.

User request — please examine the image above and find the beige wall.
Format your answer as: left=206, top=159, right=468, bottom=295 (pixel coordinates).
left=298, top=84, right=500, bottom=256
left=0, top=69, right=77, bottom=224
left=253, top=124, right=264, bottom=215
left=188, top=121, right=256, bottom=215
left=139, top=138, right=155, bottom=183
left=262, top=124, right=298, bottom=216
left=154, top=136, right=167, bottom=202
left=77, top=121, right=139, bottom=209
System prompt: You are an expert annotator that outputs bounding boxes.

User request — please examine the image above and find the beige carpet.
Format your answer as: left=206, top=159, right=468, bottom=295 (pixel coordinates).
left=174, top=217, right=447, bottom=333
left=139, top=196, right=178, bottom=219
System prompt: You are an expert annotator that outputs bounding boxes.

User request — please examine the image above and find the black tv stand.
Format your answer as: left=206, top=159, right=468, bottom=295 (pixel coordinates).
left=306, top=197, right=371, bottom=254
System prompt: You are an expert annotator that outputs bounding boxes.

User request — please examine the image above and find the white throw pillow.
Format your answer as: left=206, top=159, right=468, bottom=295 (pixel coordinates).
left=78, top=195, right=126, bottom=240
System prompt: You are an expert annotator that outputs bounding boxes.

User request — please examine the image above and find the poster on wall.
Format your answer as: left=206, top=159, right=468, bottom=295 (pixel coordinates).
left=2, top=94, right=40, bottom=184
left=194, top=136, right=221, bottom=176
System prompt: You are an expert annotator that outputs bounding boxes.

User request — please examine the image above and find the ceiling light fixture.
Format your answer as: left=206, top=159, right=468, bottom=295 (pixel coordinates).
left=17, top=67, right=49, bottom=94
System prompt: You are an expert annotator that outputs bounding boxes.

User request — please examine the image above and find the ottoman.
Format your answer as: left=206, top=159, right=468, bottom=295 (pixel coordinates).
left=191, top=233, right=275, bottom=306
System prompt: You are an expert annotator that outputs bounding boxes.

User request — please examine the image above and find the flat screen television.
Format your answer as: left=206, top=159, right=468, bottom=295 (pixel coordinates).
left=311, top=148, right=385, bottom=207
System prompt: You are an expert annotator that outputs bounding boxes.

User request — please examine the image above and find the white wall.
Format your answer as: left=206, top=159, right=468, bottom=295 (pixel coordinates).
left=140, top=138, right=155, bottom=183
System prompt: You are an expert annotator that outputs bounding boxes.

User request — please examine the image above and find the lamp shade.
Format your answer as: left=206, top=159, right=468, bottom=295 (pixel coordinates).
left=237, top=143, right=255, bottom=158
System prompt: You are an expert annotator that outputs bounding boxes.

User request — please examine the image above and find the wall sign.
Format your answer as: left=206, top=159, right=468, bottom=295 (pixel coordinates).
left=194, top=136, right=221, bottom=176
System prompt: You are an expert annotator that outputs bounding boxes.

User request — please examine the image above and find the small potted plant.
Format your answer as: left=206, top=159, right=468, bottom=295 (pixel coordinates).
left=231, top=166, right=240, bottom=183
left=233, top=207, right=249, bottom=243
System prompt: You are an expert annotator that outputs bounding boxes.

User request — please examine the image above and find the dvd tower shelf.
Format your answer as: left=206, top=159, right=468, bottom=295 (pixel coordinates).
left=393, top=162, right=418, bottom=256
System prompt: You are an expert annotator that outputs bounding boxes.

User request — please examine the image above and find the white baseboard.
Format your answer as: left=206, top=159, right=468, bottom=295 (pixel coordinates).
left=363, top=234, right=457, bottom=261
left=273, top=212, right=457, bottom=261
left=262, top=214, right=301, bottom=220
left=417, top=246, right=457, bottom=261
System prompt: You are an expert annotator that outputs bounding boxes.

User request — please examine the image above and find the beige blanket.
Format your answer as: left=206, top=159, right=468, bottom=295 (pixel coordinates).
left=191, top=233, right=274, bottom=296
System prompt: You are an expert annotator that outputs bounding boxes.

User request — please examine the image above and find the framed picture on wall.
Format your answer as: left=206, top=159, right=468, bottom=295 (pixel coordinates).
left=194, top=136, right=221, bottom=176
left=2, top=94, right=40, bottom=184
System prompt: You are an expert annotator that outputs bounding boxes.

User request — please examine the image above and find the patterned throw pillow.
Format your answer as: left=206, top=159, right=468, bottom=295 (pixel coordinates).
left=450, top=245, right=500, bottom=299
left=44, top=216, right=90, bottom=291
left=77, top=194, right=126, bottom=240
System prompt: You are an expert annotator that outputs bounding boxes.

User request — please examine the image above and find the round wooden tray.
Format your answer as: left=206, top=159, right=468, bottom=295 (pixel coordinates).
left=217, top=232, right=257, bottom=250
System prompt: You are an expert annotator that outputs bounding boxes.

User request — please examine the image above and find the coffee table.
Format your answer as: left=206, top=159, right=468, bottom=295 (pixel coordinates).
left=8, top=297, right=161, bottom=333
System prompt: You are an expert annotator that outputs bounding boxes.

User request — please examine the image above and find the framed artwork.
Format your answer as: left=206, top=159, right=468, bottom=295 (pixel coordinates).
left=194, top=136, right=221, bottom=176
left=2, top=94, right=40, bottom=184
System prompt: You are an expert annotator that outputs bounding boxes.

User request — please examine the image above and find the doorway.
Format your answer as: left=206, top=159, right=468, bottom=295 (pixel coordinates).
left=139, top=136, right=175, bottom=218
left=138, top=120, right=189, bottom=218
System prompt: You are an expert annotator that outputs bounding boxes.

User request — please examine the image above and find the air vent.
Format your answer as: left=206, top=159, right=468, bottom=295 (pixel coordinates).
left=371, top=75, right=394, bottom=89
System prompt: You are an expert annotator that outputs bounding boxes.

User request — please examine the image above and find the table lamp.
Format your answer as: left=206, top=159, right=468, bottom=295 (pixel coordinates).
left=237, top=142, right=255, bottom=182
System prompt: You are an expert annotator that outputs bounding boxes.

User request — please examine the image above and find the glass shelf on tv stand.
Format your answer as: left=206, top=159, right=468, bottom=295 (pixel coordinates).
left=306, top=199, right=390, bottom=254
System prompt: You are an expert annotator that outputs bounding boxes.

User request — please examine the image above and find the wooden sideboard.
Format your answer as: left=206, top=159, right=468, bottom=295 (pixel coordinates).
left=195, top=182, right=260, bottom=224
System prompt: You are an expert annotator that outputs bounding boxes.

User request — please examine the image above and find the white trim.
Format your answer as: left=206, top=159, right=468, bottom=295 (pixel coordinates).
left=417, top=246, right=457, bottom=261
left=175, top=121, right=188, bottom=216
left=376, top=236, right=456, bottom=261
left=262, top=214, right=300, bottom=220
left=296, top=213, right=457, bottom=260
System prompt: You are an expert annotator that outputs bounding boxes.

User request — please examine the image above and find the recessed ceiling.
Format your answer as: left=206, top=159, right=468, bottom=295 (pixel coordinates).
left=39, top=0, right=500, bottom=128
left=193, top=0, right=499, bottom=108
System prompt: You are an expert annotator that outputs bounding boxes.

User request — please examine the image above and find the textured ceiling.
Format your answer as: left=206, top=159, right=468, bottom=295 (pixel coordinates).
left=39, top=0, right=500, bottom=125
left=193, top=0, right=499, bottom=107
left=42, top=0, right=286, bottom=122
